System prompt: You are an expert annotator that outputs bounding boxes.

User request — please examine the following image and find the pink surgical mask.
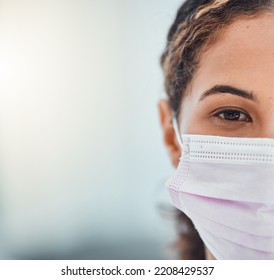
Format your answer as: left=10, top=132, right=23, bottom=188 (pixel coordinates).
left=166, top=118, right=274, bottom=259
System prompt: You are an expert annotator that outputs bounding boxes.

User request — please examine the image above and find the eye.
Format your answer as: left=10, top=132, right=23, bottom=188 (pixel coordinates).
left=213, top=109, right=252, bottom=122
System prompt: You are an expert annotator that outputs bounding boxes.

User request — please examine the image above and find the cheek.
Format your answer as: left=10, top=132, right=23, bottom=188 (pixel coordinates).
left=181, top=113, right=215, bottom=135
left=179, top=95, right=200, bottom=134
left=179, top=97, right=213, bottom=135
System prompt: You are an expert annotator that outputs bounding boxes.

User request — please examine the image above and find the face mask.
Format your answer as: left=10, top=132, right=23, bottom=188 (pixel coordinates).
left=166, top=118, right=274, bottom=260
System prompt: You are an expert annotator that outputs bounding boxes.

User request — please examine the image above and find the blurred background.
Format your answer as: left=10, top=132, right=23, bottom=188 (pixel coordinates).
left=0, top=0, right=183, bottom=259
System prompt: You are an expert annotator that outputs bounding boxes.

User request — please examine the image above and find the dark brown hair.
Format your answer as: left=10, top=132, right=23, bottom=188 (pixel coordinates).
left=161, top=0, right=274, bottom=259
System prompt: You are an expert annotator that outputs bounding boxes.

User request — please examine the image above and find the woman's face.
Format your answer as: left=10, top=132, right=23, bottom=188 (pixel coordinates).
left=159, top=13, right=274, bottom=167
left=180, top=13, right=274, bottom=138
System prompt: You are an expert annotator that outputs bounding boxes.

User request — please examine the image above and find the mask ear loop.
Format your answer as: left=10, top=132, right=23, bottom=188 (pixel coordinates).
left=172, top=112, right=184, bottom=148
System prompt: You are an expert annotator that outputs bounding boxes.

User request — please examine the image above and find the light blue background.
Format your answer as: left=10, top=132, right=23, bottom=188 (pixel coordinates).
left=0, top=0, right=184, bottom=259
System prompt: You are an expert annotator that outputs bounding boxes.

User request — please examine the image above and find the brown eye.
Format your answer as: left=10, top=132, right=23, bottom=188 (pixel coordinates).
left=215, top=110, right=252, bottom=122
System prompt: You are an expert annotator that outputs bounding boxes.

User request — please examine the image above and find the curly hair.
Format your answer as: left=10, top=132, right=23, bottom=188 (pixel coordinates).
left=161, top=0, right=274, bottom=259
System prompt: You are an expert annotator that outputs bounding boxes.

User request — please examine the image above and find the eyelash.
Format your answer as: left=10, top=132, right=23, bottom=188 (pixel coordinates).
left=212, top=108, right=252, bottom=123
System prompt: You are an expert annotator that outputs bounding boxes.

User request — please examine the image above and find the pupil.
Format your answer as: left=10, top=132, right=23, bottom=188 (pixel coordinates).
left=224, top=111, right=240, bottom=120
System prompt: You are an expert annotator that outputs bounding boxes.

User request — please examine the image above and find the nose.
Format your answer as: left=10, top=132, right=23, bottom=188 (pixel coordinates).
left=254, top=96, right=274, bottom=138
left=257, top=113, right=274, bottom=139
left=258, top=132, right=274, bottom=139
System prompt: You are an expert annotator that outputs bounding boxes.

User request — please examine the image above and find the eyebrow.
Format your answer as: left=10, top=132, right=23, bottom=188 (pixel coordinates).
left=199, top=85, right=259, bottom=103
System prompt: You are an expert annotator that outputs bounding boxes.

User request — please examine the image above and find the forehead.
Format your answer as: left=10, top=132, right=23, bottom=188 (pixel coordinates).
left=188, top=13, right=274, bottom=100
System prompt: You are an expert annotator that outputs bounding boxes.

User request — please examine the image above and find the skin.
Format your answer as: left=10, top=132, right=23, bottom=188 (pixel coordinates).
left=159, top=13, right=274, bottom=260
